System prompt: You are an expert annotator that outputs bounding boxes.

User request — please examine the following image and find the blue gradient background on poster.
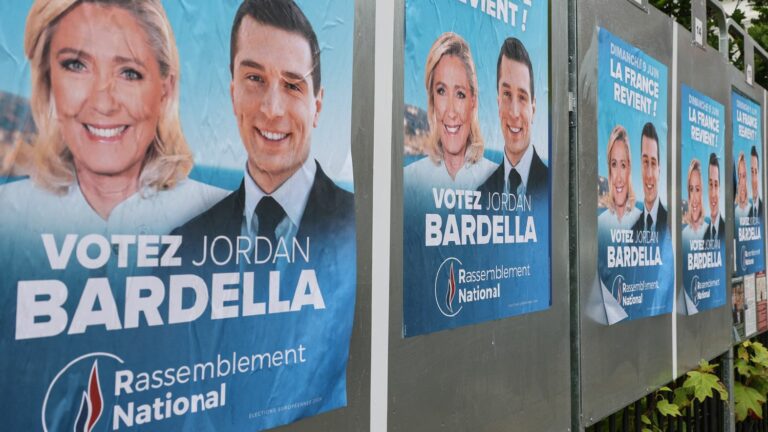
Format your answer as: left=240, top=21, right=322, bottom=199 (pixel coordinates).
left=680, top=85, right=727, bottom=313
left=402, top=0, right=551, bottom=336
left=732, top=91, right=765, bottom=276
left=596, top=28, right=674, bottom=322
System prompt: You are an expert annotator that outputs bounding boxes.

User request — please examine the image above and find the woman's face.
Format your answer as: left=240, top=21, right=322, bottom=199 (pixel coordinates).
left=432, top=55, right=475, bottom=158
left=738, top=159, right=749, bottom=207
left=688, top=168, right=703, bottom=225
left=609, top=139, right=630, bottom=209
left=49, top=3, right=170, bottom=181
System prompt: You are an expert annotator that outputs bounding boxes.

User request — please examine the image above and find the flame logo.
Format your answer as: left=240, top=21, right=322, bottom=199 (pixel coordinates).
left=446, top=263, right=457, bottom=313
left=74, top=361, right=103, bottom=432
left=434, top=257, right=463, bottom=317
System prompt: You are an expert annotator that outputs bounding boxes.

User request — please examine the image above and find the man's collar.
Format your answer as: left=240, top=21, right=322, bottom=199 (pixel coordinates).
left=243, top=158, right=316, bottom=230
left=504, top=143, right=534, bottom=188
left=644, top=195, right=660, bottom=222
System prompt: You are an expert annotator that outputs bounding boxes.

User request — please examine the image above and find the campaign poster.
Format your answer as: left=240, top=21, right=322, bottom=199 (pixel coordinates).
left=745, top=274, right=758, bottom=336
left=731, top=91, right=765, bottom=277
left=733, top=277, right=746, bottom=339
left=0, top=1, right=356, bottom=431
left=757, top=272, right=767, bottom=332
left=595, top=28, right=673, bottom=325
left=402, top=0, right=550, bottom=336
left=679, top=85, right=726, bottom=315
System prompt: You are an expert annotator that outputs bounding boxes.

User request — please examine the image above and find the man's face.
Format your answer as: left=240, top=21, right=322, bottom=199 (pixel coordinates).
left=708, top=163, right=720, bottom=220
left=497, top=56, right=535, bottom=166
left=640, top=136, right=659, bottom=210
left=231, top=17, right=322, bottom=192
left=751, top=154, right=760, bottom=200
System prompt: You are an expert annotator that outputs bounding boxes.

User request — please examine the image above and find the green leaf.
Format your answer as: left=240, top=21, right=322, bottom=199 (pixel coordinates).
left=641, top=414, right=651, bottom=425
left=657, top=386, right=672, bottom=393
left=684, top=371, right=722, bottom=402
left=751, top=376, right=768, bottom=396
left=736, top=358, right=757, bottom=377
left=673, top=387, right=692, bottom=408
left=698, top=359, right=717, bottom=373
left=734, top=382, right=766, bottom=421
left=656, top=399, right=682, bottom=417
left=739, top=345, right=751, bottom=361
left=716, top=381, right=729, bottom=401
left=752, top=342, right=768, bottom=368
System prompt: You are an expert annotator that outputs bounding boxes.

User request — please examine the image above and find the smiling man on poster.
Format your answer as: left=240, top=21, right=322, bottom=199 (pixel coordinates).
left=751, top=146, right=763, bottom=219
left=171, top=0, right=356, bottom=429
left=632, top=123, right=668, bottom=235
left=479, top=37, right=548, bottom=198
left=705, top=153, right=725, bottom=241
left=176, top=0, right=354, bottom=267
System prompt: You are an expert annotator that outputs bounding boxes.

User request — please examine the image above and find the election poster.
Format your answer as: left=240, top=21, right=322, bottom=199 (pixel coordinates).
left=0, top=1, right=356, bottom=431
left=733, top=277, right=746, bottom=338
left=745, top=274, right=758, bottom=337
left=402, top=0, right=550, bottom=336
left=731, top=91, right=765, bottom=277
left=757, top=271, right=768, bottom=332
left=595, top=28, right=674, bottom=325
left=679, top=85, right=726, bottom=315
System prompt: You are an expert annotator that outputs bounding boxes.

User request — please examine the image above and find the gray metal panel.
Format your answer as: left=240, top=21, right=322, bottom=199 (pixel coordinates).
left=674, top=21, right=733, bottom=377
left=576, top=1, right=674, bottom=426
left=386, top=1, right=571, bottom=431
left=274, top=0, right=373, bottom=430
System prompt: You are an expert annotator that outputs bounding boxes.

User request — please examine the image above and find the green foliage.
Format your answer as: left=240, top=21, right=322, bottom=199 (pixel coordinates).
left=632, top=359, right=725, bottom=430
left=684, top=369, right=728, bottom=402
left=650, top=0, right=768, bottom=86
left=655, top=398, right=681, bottom=417
left=733, top=340, right=768, bottom=422
left=589, top=339, right=768, bottom=430
left=734, top=381, right=766, bottom=421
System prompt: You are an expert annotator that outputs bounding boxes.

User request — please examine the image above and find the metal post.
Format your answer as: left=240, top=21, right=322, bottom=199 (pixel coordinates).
left=725, top=346, right=736, bottom=431
left=569, top=0, right=581, bottom=429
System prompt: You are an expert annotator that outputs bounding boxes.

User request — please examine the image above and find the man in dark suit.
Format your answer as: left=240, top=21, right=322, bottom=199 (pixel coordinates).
left=704, top=153, right=725, bottom=241
left=478, top=37, right=548, bottom=198
left=750, top=146, right=763, bottom=220
left=175, top=0, right=354, bottom=270
left=631, top=122, right=668, bottom=235
left=163, top=2, right=355, bottom=426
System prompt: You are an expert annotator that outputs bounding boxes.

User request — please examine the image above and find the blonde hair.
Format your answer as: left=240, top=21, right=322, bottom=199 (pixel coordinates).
left=23, top=0, right=192, bottom=194
left=736, top=151, right=748, bottom=207
left=687, top=158, right=703, bottom=225
left=423, top=32, right=483, bottom=165
left=601, top=125, right=636, bottom=213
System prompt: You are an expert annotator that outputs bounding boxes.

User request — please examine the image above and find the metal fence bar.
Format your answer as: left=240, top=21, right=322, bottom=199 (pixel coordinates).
left=622, top=406, right=629, bottom=431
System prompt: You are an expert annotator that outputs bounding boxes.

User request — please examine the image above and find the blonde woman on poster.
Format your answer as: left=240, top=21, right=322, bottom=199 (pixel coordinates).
left=405, top=32, right=496, bottom=189
left=0, top=0, right=224, bottom=239
left=682, top=158, right=708, bottom=242
left=736, top=151, right=752, bottom=219
left=598, top=125, right=641, bottom=230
